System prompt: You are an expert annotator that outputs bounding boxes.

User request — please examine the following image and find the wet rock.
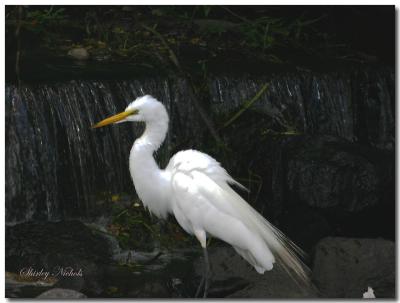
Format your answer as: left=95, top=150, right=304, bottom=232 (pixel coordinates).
left=67, top=47, right=89, bottom=60
left=6, top=220, right=113, bottom=296
left=285, top=135, right=390, bottom=212
left=194, top=245, right=318, bottom=298
left=37, top=288, right=87, bottom=298
left=127, top=279, right=169, bottom=298
left=99, top=247, right=203, bottom=298
left=312, top=237, right=395, bottom=298
left=279, top=135, right=394, bottom=248
left=99, top=263, right=171, bottom=298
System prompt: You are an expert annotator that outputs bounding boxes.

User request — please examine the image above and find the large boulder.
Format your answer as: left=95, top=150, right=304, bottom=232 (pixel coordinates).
left=312, top=237, right=395, bottom=298
left=194, top=245, right=318, bottom=298
left=285, top=135, right=392, bottom=212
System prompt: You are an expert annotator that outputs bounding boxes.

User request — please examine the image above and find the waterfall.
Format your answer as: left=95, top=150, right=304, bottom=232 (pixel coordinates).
left=210, top=68, right=394, bottom=149
left=5, top=68, right=394, bottom=224
left=5, top=79, right=200, bottom=223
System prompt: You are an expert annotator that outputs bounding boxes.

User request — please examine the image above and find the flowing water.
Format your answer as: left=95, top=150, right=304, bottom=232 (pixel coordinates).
left=210, top=68, right=394, bottom=148
left=5, top=68, right=394, bottom=224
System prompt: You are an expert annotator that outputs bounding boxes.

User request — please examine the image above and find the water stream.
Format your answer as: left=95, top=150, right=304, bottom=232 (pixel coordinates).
left=5, top=68, right=394, bottom=224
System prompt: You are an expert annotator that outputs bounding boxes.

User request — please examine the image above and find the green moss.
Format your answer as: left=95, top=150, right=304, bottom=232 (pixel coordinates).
left=103, top=193, right=197, bottom=252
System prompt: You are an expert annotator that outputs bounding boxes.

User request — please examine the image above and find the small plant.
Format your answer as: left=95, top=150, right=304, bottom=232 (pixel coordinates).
left=26, top=6, right=67, bottom=29
left=106, top=193, right=194, bottom=251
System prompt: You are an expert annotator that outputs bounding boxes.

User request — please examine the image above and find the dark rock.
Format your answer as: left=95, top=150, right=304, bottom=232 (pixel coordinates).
left=97, top=248, right=202, bottom=298
left=312, top=237, right=395, bottom=298
left=194, top=245, right=318, bottom=298
left=6, top=220, right=113, bottom=296
left=281, top=135, right=394, bottom=248
left=285, top=135, right=390, bottom=212
left=100, top=264, right=171, bottom=298
left=274, top=135, right=392, bottom=242
left=5, top=221, right=202, bottom=299
left=127, top=279, right=169, bottom=298
left=37, top=288, right=87, bottom=298
left=279, top=205, right=333, bottom=252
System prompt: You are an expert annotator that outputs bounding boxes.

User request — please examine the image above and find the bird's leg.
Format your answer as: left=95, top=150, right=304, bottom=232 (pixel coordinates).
left=194, top=230, right=211, bottom=298
left=195, top=247, right=211, bottom=298
left=195, top=273, right=205, bottom=298
left=202, top=246, right=210, bottom=298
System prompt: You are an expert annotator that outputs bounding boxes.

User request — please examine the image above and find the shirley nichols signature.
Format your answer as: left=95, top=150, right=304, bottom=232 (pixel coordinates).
left=20, top=266, right=83, bottom=280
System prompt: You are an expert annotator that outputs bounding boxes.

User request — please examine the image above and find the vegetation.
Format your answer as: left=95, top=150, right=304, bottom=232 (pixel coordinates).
left=103, top=193, right=197, bottom=252
left=7, top=5, right=384, bottom=74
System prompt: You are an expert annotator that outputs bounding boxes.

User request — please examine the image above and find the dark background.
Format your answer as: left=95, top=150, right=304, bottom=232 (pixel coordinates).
left=5, top=5, right=396, bottom=299
left=5, top=5, right=395, bottom=81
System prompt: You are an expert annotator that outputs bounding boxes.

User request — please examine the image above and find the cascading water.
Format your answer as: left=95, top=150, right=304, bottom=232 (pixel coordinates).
left=210, top=68, right=394, bottom=224
left=210, top=68, right=394, bottom=150
left=5, top=78, right=202, bottom=224
left=5, top=68, right=394, bottom=224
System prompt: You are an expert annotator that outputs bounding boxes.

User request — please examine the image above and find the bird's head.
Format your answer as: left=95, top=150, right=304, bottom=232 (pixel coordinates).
left=92, top=95, right=168, bottom=128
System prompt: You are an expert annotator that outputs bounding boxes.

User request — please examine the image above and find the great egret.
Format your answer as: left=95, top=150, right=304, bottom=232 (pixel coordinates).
left=92, top=95, right=310, bottom=297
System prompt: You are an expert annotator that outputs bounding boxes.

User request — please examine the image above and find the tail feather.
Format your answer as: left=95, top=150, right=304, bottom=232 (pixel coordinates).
left=233, top=247, right=266, bottom=274
left=225, top=186, right=312, bottom=289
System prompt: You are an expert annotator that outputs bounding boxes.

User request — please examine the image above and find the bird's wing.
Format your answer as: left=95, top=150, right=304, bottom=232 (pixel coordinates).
left=166, top=149, right=311, bottom=288
left=166, top=149, right=246, bottom=191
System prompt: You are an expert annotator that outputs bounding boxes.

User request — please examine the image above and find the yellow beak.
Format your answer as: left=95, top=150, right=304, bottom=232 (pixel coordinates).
left=92, top=109, right=138, bottom=129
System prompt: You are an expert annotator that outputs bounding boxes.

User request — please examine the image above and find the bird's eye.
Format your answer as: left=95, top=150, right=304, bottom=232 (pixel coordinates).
left=127, top=109, right=139, bottom=115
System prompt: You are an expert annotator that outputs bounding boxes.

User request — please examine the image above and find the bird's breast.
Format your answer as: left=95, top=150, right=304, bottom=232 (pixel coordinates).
left=129, top=149, right=171, bottom=219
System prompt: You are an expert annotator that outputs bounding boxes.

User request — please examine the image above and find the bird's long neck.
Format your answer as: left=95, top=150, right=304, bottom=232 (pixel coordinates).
left=135, top=118, right=169, bottom=153
left=129, top=117, right=171, bottom=218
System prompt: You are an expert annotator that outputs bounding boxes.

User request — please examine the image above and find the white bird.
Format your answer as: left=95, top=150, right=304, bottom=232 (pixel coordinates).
left=93, top=95, right=310, bottom=297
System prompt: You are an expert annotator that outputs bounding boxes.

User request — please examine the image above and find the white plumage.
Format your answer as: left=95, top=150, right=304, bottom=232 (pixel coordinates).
left=93, top=95, right=310, bottom=295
